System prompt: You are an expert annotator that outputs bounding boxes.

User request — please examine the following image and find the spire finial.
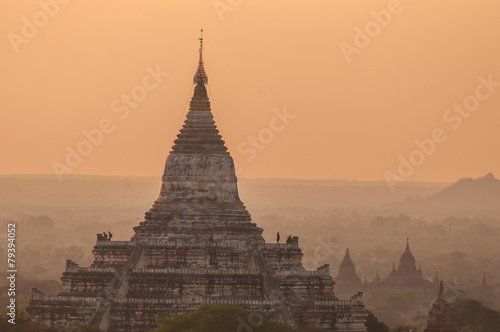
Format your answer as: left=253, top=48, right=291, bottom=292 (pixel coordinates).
left=481, top=272, right=488, bottom=287
left=193, top=29, right=208, bottom=85
left=199, top=29, right=204, bottom=56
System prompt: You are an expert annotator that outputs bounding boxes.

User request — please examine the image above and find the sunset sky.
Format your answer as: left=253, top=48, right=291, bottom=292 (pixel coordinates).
left=1, top=0, right=499, bottom=182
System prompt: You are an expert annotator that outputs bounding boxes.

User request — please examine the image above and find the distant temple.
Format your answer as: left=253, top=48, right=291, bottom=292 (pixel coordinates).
left=27, top=35, right=367, bottom=331
left=334, top=248, right=362, bottom=297
left=336, top=239, right=435, bottom=296
left=424, top=281, right=458, bottom=332
left=379, top=238, right=433, bottom=293
left=483, top=171, right=495, bottom=180
left=479, top=272, right=496, bottom=307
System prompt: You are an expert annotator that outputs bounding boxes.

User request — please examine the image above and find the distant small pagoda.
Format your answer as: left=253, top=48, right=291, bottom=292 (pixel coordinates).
left=334, top=248, right=362, bottom=297
left=27, top=33, right=367, bottom=331
left=479, top=272, right=496, bottom=307
left=424, top=281, right=458, bottom=332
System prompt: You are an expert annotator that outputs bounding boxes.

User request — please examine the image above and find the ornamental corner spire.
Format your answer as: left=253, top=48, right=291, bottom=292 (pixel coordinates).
left=193, top=29, right=208, bottom=85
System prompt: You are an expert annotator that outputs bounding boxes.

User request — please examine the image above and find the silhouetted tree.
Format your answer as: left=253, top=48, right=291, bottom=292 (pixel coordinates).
left=0, top=311, right=47, bottom=332
left=452, top=298, right=500, bottom=332
left=365, top=310, right=389, bottom=332
left=153, top=304, right=293, bottom=332
left=57, top=325, right=104, bottom=332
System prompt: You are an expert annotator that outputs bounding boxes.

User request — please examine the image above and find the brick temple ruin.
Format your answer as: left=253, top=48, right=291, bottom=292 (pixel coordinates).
left=27, top=35, right=368, bottom=332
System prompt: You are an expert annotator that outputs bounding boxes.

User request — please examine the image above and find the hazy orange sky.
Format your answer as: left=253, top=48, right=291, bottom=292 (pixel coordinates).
left=1, top=0, right=499, bottom=182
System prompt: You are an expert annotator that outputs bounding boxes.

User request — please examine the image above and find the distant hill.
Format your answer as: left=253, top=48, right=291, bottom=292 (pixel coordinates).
left=395, top=173, right=500, bottom=215
left=431, top=173, right=500, bottom=207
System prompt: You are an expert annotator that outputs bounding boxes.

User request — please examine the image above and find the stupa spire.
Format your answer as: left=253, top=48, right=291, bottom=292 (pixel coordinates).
left=437, top=280, right=444, bottom=299
left=167, top=33, right=227, bottom=155
left=481, top=272, right=488, bottom=288
left=371, top=270, right=380, bottom=284
left=340, top=248, right=355, bottom=269
left=399, top=237, right=416, bottom=270
left=424, top=280, right=458, bottom=331
left=133, top=32, right=258, bottom=240
left=335, top=248, right=361, bottom=282
left=193, top=29, right=208, bottom=85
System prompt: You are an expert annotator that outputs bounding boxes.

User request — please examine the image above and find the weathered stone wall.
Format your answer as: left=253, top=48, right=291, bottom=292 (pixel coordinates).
left=143, top=243, right=249, bottom=269
left=261, top=245, right=304, bottom=269
left=60, top=271, right=116, bottom=295
left=160, top=154, right=240, bottom=202
left=127, top=270, right=264, bottom=299
left=29, top=290, right=101, bottom=329
left=92, top=242, right=134, bottom=267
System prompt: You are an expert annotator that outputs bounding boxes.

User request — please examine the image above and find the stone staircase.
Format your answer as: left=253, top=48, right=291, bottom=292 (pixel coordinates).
left=250, top=243, right=295, bottom=327
left=90, top=244, right=145, bottom=328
